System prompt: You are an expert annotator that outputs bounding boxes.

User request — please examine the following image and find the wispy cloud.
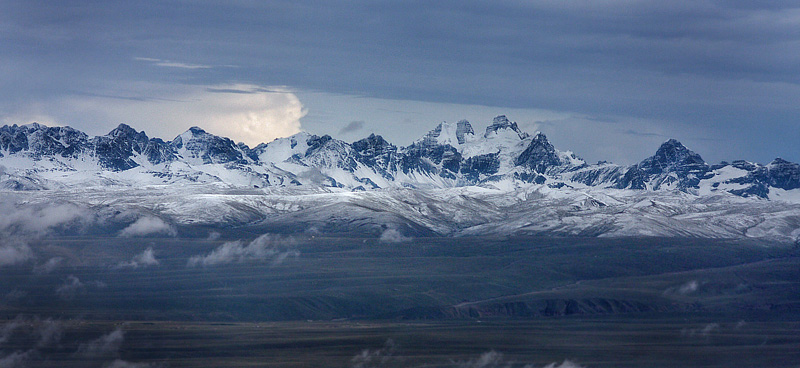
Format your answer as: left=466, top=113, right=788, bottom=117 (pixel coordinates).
left=77, top=328, right=125, bottom=357
left=188, top=234, right=299, bottom=267
left=134, top=57, right=214, bottom=69
left=33, top=257, right=63, bottom=274
left=115, top=247, right=159, bottom=269
left=0, top=239, right=32, bottom=267
left=0, top=319, right=156, bottom=368
left=350, top=339, right=398, bottom=368
left=339, top=120, right=365, bottom=135
left=0, top=350, right=31, bottom=368
left=56, top=275, right=106, bottom=300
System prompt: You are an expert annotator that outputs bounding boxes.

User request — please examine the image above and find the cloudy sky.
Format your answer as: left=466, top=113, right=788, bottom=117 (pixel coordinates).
left=1, top=1, right=798, bottom=164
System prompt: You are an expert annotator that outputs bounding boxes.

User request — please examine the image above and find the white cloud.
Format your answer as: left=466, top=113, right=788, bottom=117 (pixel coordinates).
left=677, top=280, right=699, bottom=295
left=56, top=275, right=85, bottom=300
left=51, top=82, right=306, bottom=147
left=379, top=228, right=410, bottom=243
left=350, top=339, right=397, bottom=368
left=0, top=201, right=92, bottom=236
left=116, top=247, right=159, bottom=269
left=543, top=360, right=585, bottom=368
left=188, top=234, right=298, bottom=267
left=77, top=328, right=125, bottom=357
left=664, top=280, right=703, bottom=296
left=0, top=240, right=32, bottom=267
left=118, top=217, right=176, bottom=238
left=457, top=351, right=506, bottom=368
left=33, top=257, right=63, bottom=274
left=135, top=57, right=213, bottom=69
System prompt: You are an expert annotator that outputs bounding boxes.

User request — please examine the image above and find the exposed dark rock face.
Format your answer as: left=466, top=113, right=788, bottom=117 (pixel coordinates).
left=303, top=134, right=359, bottom=171
left=454, top=120, right=474, bottom=144
left=0, top=124, right=32, bottom=155
left=461, top=153, right=500, bottom=182
left=0, top=124, right=90, bottom=159
left=483, top=115, right=528, bottom=139
left=616, top=139, right=710, bottom=190
left=352, top=134, right=398, bottom=180
left=515, top=133, right=562, bottom=174
left=171, top=127, right=245, bottom=164
left=92, top=124, right=150, bottom=170
left=764, top=158, right=800, bottom=190
left=400, top=142, right=462, bottom=179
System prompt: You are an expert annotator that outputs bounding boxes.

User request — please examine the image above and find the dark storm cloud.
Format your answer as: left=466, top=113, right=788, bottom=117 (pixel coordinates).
left=1, top=0, right=798, bottom=163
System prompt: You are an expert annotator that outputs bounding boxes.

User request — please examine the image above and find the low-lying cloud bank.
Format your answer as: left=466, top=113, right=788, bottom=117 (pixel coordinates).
left=0, top=201, right=93, bottom=237
left=187, top=234, right=299, bottom=267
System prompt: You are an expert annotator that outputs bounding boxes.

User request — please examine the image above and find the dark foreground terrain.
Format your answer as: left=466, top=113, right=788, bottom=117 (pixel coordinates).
left=1, top=232, right=798, bottom=367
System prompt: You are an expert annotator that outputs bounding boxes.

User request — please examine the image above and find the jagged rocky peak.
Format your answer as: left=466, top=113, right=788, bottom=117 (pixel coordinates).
left=419, top=120, right=475, bottom=147
left=484, top=115, right=529, bottom=140
left=0, top=124, right=33, bottom=154
left=353, top=134, right=396, bottom=156
left=514, top=131, right=562, bottom=173
left=616, top=139, right=710, bottom=191
left=24, top=124, right=89, bottom=158
left=353, top=134, right=398, bottom=175
left=92, top=123, right=150, bottom=171
left=765, top=158, right=800, bottom=190
left=641, top=139, right=707, bottom=174
left=455, top=120, right=474, bottom=144
left=171, top=126, right=244, bottom=164
left=107, top=123, right=143, bottom=139
left=305, top=134, right=333, bottom=154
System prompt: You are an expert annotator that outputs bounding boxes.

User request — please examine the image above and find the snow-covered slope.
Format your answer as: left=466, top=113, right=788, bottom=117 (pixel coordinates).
left=1, top=116, right=800, bottom=242
left=3, top=183, right=799, bottom=244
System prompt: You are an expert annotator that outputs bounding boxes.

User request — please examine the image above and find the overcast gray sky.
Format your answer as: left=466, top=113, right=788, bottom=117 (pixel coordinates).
left=1, top=0, right=798, bottom=164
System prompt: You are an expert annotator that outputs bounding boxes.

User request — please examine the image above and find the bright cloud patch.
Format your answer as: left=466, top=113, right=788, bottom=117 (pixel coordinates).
left=118, top=217, right=176, bottom=237
left=379, top=228, right=410, bottom=243
left=54, top=83, right=306, bottom=147
left=188, top=234, right=298, bottom=267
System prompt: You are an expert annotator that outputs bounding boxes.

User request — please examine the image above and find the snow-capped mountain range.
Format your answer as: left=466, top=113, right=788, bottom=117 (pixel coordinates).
left=1, top=116, right=799, bottom=242
left=2, top=115, right=798, bottom=197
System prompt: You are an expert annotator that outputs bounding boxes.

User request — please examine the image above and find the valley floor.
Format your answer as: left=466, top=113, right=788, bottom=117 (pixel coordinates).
left=1, top=234, right=798, bottom=367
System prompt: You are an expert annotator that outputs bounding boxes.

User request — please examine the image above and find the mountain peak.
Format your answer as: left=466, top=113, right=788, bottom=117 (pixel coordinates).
left=187, top=126, right=207, bottom=135
left=484, top=115, right=529, bottom=140
left=171, top=126, right=243, bottom=164
left=622, top=138, right=710, bottom=190
left=649, top=139, right=705, bottom=168
left=514, top=130, right=561, bottom=173
left=107, top=123, right=141, bottom=138
left=418, top=120, right=475, bottom=147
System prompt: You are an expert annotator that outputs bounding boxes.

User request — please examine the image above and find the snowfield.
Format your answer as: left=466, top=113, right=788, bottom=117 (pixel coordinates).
left=2, top=182, right=799, bottom=244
